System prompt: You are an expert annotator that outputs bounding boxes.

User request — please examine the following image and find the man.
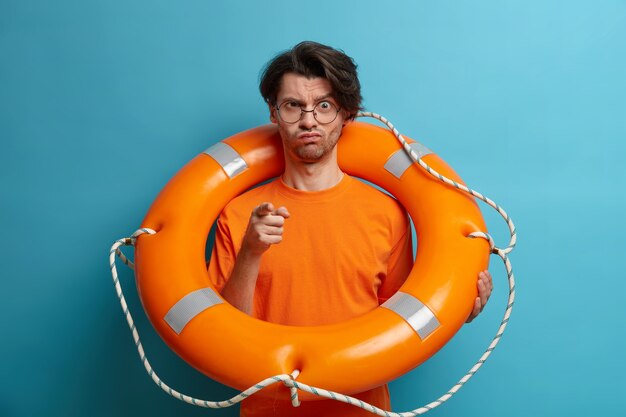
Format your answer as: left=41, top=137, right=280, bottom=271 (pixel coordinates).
left=208, top=41, right=493, bottom=417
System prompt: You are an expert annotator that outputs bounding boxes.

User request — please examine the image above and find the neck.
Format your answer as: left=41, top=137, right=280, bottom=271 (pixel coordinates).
left=282, top=156, right=344, bottom=191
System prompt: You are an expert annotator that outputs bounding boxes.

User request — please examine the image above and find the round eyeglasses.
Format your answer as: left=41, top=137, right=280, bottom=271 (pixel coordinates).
left=275, top=101, right=341, bottom=124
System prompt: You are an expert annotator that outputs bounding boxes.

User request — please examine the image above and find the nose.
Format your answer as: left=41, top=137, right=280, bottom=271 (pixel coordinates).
left=298, top=109, right=317, bottom=129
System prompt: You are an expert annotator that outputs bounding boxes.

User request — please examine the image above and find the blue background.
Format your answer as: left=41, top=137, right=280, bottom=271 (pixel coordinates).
left=1, top=1, right=625, bottom=416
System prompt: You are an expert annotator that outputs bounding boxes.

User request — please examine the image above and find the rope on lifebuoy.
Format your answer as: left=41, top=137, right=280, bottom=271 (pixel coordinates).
left=109, top=113, right=516, bottom=415
left=110, top=229, right=303, bottom=408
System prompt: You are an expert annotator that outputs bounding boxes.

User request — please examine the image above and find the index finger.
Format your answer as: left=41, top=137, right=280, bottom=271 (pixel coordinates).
left=254, top=202, right=275, bottom=217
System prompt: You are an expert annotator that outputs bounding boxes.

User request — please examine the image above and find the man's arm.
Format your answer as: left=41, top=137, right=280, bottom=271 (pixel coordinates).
left=377, top=213, right=493, bottom=322
left=220, top=202, right=289, bottom=315
left=378, top=221, right=413, bottom=304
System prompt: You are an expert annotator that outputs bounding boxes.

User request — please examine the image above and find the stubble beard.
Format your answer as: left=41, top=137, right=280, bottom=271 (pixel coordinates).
left=286, top=124, right=342, bottom=163
left=294, top=142, right=329, bottom=162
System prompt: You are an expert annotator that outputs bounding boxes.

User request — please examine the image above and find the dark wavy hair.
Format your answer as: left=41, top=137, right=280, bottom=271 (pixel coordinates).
left=259, top=41, right=363, bottom=120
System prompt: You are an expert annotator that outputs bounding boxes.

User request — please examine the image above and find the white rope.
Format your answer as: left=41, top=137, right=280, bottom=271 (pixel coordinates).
left=110, top=229, right=303, bottom=408
left=357, top=111, right=517, bottom=255
left=110, top=113, right=517, bottom=414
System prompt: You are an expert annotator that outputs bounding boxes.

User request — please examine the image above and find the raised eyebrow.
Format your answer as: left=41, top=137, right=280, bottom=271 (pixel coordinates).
left=313, top=94, right=334, bottom=102
left=279, top=95, right=335, bottom=106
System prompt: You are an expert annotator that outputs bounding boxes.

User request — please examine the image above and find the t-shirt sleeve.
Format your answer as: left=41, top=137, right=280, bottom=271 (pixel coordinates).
left=377, top=216, right=413, bottom=304
left=207, top=213, right=236, bottom=293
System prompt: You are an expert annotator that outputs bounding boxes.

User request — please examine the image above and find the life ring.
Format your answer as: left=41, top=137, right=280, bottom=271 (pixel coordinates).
left=134, top=121, right=489, bottom=401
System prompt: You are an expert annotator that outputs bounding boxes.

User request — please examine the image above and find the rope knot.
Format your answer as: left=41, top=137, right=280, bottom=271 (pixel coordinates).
left=119, top=228, right=157, bottom=247
left=467, top=231, right=500, bottom=254
left=115, top=228, right=158, bottom=270
left=283, top=370, right=301, bottom=408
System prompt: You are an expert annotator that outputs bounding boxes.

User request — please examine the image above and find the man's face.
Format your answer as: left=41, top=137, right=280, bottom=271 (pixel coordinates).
left=270, top=72, right=347, bottom=164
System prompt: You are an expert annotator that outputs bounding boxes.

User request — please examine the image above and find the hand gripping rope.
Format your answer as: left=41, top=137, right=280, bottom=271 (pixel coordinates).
left=109, top=112, right=517, bottom=415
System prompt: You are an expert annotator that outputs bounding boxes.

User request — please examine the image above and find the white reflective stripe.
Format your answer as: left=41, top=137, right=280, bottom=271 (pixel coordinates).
left=164, top=288, right=223, bottom=334
left=381, top=292, right=440, bottom=340
left=203, top=142, right=248, bottom=178
left=384, top=142, right=433, bottom=179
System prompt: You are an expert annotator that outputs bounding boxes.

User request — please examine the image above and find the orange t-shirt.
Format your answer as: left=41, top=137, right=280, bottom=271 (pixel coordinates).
left=208, top=174, right=413, bottom=416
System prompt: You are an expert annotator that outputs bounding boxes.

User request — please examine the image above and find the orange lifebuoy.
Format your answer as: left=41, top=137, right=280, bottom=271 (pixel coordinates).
left=134, top=121, right=489, bottom=401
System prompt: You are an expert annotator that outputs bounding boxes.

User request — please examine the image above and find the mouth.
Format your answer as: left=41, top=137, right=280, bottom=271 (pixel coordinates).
left=297, top=132, right=321, bottom=143
left=298, top=132, right=321, bottom=138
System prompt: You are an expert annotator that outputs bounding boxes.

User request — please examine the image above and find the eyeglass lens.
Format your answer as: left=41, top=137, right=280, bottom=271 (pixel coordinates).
left=277, top=101, right=339, bottom=124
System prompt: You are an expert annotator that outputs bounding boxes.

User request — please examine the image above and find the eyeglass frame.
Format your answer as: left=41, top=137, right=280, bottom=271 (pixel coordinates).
left=274, top=100, right=342, bottom=125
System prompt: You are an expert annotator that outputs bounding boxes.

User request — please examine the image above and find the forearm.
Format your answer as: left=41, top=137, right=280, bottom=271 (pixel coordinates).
left=220, top=248, right=262, bottom=315
left=219, top=202, right=289, bottom=315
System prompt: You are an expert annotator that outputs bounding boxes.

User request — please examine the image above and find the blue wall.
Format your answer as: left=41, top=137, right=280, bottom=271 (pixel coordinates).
left=1, top=1, right=625, bottom=416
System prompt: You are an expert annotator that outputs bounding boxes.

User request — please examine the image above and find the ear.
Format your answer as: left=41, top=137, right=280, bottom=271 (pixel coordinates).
left=269, top=104, right=278, bottom=124
left=341, top=110, right=353, bottom=127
